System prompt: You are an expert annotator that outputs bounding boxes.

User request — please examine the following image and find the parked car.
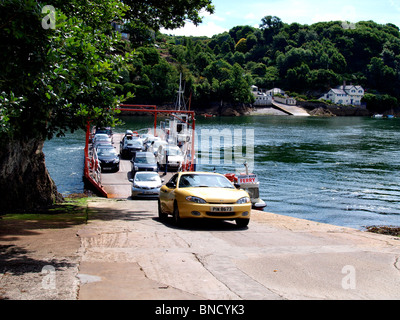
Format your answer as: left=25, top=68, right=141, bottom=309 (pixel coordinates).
left=93, top=133, right=112, bottom=149
left=97, top=146, right=120, bottom=172
left=130, top=151, right=158, bottom=173
left=95, top=127, right=113, bottom=142
left=120, top=134, right=144, bottom=159
left=131, top=171, right=163, bottom=199
left=158, top=172, right=251, bottom=227
left=156, top=144, right=184, bottom=171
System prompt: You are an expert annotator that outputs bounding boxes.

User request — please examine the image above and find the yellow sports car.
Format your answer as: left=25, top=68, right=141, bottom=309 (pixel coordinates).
left=158, top=172, right=251, bottom=227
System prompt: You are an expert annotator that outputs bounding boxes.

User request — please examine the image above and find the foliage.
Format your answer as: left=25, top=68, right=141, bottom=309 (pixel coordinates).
left=123, top=0, right=214, bottom=31
left=362, top=93, right=398, bottom=113
left=128, top=16, right=400, bottom=112
left=0, top=0, right=214, bottom=141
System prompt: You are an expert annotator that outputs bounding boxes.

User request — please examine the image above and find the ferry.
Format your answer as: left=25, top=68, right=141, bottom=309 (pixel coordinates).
left=225, top=162, right=267, bottom=211
left=83, top=76, right=266, bottom=203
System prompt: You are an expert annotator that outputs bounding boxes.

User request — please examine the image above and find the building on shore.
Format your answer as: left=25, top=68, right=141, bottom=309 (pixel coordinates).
left=320, top=84, right=364, bottom=106
left=251, top=86, right=286, bottom=106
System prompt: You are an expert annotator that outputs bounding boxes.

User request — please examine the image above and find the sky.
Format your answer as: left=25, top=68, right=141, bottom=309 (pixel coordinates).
left=160, top=0, right=400, bottom=37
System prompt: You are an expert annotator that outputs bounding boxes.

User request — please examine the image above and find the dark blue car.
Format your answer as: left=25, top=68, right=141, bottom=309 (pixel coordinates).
left=130, top=152, right=158, bottom=173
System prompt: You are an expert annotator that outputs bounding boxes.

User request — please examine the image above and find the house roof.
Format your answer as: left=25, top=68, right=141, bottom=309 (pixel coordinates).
left=339, top=85, right=355, bottom=90
left=330, top=89, right=346, bottom=95
left=338, top=85, right=364, bottom=93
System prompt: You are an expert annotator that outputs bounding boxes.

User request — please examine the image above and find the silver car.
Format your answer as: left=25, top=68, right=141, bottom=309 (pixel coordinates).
left=131, top=172, right=163, bottom=199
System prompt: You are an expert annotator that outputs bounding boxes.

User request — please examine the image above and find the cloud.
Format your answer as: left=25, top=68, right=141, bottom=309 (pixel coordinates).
left=160, top=9, right=229, bottom=37
left=311, top=4, right=358, bottom=23
left=161, top=21, right=228, bottom=37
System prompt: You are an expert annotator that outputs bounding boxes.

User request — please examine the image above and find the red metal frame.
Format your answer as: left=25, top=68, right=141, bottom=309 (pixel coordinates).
left=116, top=105, right=196, bottom=171
left=84, top=105, right=196, bottom=197
left=83, top=122, right=108, bottom=197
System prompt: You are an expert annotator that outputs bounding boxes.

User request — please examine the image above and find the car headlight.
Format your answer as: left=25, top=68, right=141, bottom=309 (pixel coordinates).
left=113, top=158, right=120, bottom=163
left=236, top=197, right=250, bottom=204
left=186, top=196, right=207, bottom=204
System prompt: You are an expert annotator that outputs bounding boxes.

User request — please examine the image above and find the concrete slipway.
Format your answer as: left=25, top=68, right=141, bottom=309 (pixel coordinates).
left=76, top=198, right=400, bottom=300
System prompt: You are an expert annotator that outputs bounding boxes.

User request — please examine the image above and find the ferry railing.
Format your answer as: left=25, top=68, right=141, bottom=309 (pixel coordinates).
left=114, top=106, right=196, bottom=171
left=83, top=122, right=108, bottom=197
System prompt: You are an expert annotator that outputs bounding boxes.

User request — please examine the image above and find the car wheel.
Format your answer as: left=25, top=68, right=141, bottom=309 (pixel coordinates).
left=236, top=218, right=249, bottom=227
left=158, top=200, right=167, bottom=221
left=173, top=201, right=181, bottom=226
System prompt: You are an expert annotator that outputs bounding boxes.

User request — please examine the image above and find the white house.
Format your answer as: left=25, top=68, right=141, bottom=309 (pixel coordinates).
left=251, top=86, right=286, bottom=106
left=320, top=85, right=364, bottom=105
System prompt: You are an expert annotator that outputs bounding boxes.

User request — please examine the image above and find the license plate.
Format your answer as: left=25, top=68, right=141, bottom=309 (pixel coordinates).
left=142, top=191, right=156, bottom=194
left=211, top=206, right=233, bottom=212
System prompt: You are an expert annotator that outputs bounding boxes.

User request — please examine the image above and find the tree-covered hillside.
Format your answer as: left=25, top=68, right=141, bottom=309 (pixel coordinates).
left=121, top=16, right=400, bottom=113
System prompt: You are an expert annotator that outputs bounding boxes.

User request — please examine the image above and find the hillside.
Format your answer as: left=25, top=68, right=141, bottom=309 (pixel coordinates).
left=117, top=16, right=400, bottom=114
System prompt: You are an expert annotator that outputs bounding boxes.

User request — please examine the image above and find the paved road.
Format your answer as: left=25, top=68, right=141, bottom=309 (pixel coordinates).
left=77, top=198, right=400, bottom=300
left=272, top=100, right=310, bottom=116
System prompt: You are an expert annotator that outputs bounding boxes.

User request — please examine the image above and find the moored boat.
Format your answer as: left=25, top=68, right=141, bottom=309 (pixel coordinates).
left=225, top=162, right=266, bottom=211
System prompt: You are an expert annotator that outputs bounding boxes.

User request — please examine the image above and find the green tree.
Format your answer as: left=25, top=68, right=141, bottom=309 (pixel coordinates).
left=124, top=0, right=214, bottom=31
left=0, top=0, right=213, bottom=211
left=223, top=63, right=254, bottom=104
left=235, top=38, right=248, bottom=53
left=260, top=16, right=283, bottom=43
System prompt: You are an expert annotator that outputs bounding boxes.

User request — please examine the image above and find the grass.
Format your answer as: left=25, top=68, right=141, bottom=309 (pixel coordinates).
left=1, top=194, right=90, bottom=224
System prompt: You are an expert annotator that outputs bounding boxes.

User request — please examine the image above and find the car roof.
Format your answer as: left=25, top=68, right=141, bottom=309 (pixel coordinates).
left=178, top=171, right=224, bottom=177
left=135, top=151, right=153, bottom=156
left=96, top=146, right=114, bottom=150
left=134, top=171, right=159, bottom=177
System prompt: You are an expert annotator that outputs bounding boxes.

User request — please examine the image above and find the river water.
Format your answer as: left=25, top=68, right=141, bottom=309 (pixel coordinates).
left=43, top=115, right=400, bottom=229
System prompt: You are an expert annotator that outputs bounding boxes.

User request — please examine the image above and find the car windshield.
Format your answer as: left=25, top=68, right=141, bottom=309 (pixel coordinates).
left=96, top=128, right=111, bottom=135
left=135, top=172, right=160, bottom=182
left=95, top=134, right=109, bottom=141
left=97, top=148, right=117, bottom=157
left=166, top=147, right=182, bottom=156
left=178, top=174, right=234, bottom=189
left=135, top=154, right=156, bottom=164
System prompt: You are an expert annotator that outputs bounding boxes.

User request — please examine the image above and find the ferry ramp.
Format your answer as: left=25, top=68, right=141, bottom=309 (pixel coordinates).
left=100, top=133, right=174, bottom=199
left=99, top=133, right=131, bottom=198
left=272, top=100, right=310, bottom=116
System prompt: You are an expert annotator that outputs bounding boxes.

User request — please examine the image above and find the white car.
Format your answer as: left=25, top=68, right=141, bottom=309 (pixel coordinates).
left=120, top=133, right=144, bottom=159
left=131, top=171, right=162, bottom=199
left=156, top=144, right=184, bottom=171
left=92, top=133, right=112, bottom=149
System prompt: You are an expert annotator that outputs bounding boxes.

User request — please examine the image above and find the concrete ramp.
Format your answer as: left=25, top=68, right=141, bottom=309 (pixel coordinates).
left=272, top=100, right=310, bottom=116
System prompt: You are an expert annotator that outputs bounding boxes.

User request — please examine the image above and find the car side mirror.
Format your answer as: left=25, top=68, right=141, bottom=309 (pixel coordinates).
left=234, top=183, right=241, bottom=189
left=166, top=182, right=175, bottom=188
